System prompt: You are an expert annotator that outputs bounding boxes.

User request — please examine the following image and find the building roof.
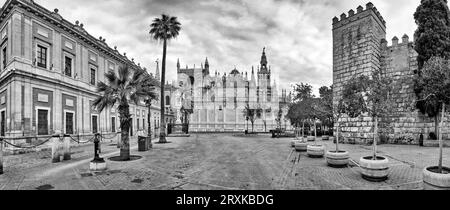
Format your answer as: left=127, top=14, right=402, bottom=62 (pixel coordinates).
left=0, top=0, right=146, bottom=72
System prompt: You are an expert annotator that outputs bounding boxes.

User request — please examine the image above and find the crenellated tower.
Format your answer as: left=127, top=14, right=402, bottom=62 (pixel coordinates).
left=332, top=2, right=387, bottom=142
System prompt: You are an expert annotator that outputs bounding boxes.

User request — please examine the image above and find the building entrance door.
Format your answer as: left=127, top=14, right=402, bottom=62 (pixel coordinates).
left=92, top=115, right=98, bottom=134
left=1, top=111, right=5, bottom=136
left=37, top=109, right=49, bottom=135
left=66, top=112, right=74, bottom=134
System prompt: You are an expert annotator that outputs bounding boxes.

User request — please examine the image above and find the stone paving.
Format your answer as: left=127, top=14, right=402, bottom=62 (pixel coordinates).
left=1, top=134, right=449, bottom=190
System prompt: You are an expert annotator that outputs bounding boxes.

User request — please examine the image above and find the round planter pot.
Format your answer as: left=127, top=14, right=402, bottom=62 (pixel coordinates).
left=326, top=151, right=349, bottom=168
left=322, top=135, right=330, bottom=141
left=423, top=166, right=450, bottom=190
left=291, top=140, right=301, bottom=147
left=307, top=145, right=325, bottom=158
left=295, top=142, right=308, bottom=152
left=307, top=136, right=315, bottom=142
left=359, top=156, right=389, bottom=182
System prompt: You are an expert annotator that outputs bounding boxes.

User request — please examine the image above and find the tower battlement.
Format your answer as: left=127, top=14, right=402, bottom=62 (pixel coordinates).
left=332, top=2, right=386, bottom=31
left=381, top=34, right=413, bottom=50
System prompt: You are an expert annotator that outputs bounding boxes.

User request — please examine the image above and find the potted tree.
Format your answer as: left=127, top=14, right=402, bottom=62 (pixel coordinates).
left=415, top=57, right=450, bottom=189
left=286, top=101, right=309, bottom=151
left=341, top=69, right=393, bottom=181
left=242, top=104, right=262, bottom=135
left=325, top=100, right=350, bottom=167
left=307, top=98, right=325, bottom=158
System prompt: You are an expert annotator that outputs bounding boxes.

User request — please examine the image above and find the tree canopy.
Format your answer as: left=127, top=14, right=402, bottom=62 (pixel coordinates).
left=414, top=0, right=450, bottom=70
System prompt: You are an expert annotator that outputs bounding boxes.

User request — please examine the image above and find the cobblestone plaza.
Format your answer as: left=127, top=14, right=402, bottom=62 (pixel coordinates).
left=1, top=134, right=448, bottom=190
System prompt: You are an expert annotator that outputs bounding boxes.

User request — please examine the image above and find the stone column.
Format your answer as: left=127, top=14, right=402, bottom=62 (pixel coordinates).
left=62, top=134, right=71, bottom=161
left=51, top=133, right=63, bottom=163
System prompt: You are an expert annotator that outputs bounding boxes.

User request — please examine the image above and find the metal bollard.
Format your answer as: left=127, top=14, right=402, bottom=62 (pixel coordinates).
left=63, top=134, right=71, bottom=161
left=0, top=138, right=3, bottom=175
left=51, top=134, right=63, bottom=163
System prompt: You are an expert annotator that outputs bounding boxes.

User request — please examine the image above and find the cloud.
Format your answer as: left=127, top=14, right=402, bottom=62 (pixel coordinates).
left=1, top=0, right=424, bottom=94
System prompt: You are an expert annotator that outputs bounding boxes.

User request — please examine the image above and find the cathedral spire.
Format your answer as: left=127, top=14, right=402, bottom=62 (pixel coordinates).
left=260, top=47, right=268, bottom=70
left=177, top=58, right=180, bottom=70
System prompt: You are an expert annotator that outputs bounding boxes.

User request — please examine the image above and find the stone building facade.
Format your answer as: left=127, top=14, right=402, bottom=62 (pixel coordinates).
left=332, top=2, right=449, bottom=145
left=176, top=48, right=292, bottom=132
left=0, top=0, right=168, bottom=139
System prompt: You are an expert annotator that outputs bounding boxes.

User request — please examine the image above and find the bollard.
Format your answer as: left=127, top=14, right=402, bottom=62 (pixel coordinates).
left=90, top=133, right=106, bottom=171
left=51, top=134, right=63, bottom=163
left=62, top=134, right=71, bottom=161
left=93, top=133, right=103, bottom=161
left=0, top=138, right=3, bottom=175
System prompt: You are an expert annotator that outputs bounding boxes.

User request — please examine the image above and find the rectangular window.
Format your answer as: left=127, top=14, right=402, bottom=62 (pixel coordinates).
left=64, top=56, right=72, bottom=77
left=37, top=45, right=47, bottom=69
left=2, top=46, right=6, bottom=70
left=137, top=118, right=140, bottom=130
left=90, top=68, right=96, bottom=85
left=111, top=117, right=116, bottom=132
left=37, top=109, right=49, bottom=135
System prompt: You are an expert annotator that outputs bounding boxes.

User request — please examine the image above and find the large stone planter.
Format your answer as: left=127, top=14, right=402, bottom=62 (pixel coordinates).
left=291, top=140, right=301, bottom=147
left=326, top=151, right=349, bottom=168
left=322, top=135, right=330, bottom=141
left=359, top=156, right=389, bottom=182
left=295, top=142, right=308, bottom=152
left=423, top=166, right=450, bottom=190
left=307, top=136, right=315, bottom=142
left=307, top=145, right=325, bottom=158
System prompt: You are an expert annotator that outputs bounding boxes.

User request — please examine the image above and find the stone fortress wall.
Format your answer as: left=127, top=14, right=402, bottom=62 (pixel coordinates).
left=332, top=2, right=450, bottom=145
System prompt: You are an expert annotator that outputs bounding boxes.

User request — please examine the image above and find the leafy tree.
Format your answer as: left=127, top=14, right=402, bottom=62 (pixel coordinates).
left=414, top=57, right=450, bottom=173
left=414, top=0, right=450, bottom=137
left=340, top=69, right=393, bottom=160
left=318, top=86, right=333, bottom=134
left=292, top=83, right=314, bottom=102
left=243, top=104, right=262, bottom=133
left=414, top=0, right=450, bottom=70
left=93, top=66, right=156, bottom=160
left=149, top=14, right=182, bottom=143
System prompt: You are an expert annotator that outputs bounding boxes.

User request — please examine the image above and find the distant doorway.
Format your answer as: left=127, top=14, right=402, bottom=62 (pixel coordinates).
left=1, top=110, right=5, bottom=136
left=65, top=112, right=74, bottom=134
left=92, top=115, right=98, bottom=134
left=37, top=109, right=49, bottom=135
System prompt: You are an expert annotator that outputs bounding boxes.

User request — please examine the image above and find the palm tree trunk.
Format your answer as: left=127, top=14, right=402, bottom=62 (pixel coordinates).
left=119, top=105, right=131, bottom=161
left=159, top=38, right=167, bottom=143
left=439, top=103, right=445, bottom=173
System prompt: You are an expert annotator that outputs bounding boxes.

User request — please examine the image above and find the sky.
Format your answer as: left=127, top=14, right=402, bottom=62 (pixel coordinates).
left=2, top=0, right=423, bottom=94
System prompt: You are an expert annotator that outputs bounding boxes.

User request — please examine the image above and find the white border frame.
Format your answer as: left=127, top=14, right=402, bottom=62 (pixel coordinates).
left=91, top=113, right=99, bottom=133
left=35, top=106, right=51, bottom=136
left=0, top=108, right=6, bottom=136
left=63, top=110, right=75, bottom=134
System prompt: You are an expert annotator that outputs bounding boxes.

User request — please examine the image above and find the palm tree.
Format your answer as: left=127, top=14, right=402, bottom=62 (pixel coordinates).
left=93, top=66, right=156, bottom=160
left=141, top=72, right=159, bottom=139
left=149, top=14, right=182, bottom=143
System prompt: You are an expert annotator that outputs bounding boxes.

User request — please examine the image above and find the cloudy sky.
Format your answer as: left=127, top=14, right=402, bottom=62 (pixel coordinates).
left=3, top=0, right=423, bottom=94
